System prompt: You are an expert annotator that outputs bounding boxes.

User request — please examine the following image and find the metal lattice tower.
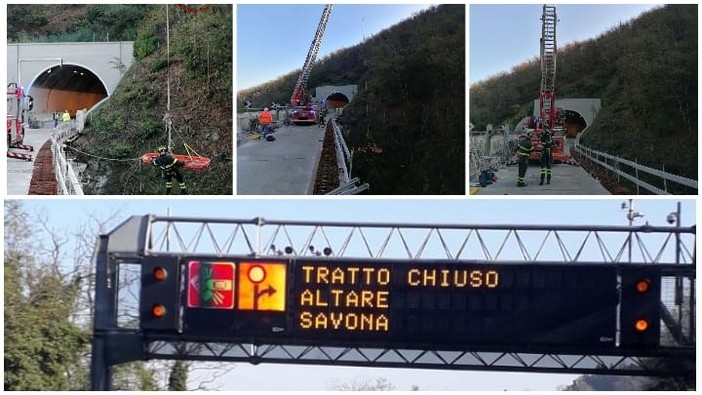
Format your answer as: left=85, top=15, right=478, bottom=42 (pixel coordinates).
left=290, top=5, right=333, bottom=106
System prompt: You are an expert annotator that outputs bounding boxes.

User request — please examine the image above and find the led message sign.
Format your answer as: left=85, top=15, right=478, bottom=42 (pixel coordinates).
left=170, top=258, right=627, bottom=349
left=288, top=261, right=619, bottom=348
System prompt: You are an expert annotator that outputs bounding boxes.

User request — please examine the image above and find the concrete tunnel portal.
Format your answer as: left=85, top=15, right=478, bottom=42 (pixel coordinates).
left=316, top=85, right=357, bottom=110
left=323, top=92, right=350, bottom=109
left=29, top=64, right=108, bottom=117
left=562, top=108, right=588, bottom=137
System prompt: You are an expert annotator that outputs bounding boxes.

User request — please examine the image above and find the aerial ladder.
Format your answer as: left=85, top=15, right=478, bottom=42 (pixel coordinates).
left=288, top=5, right=333, bottom=125
left=530, top=4, right=569, bottom=163
left=7, top=83, right=34, bottom=161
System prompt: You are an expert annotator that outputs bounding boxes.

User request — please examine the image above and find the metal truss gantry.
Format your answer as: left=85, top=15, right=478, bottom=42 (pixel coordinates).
left=91, top=215, right=696, bottom=390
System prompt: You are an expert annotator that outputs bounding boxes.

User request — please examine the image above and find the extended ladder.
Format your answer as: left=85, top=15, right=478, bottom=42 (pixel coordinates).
left=539, top=5, right=557, bottom=124
left=290, top=5, right=333, bottom=106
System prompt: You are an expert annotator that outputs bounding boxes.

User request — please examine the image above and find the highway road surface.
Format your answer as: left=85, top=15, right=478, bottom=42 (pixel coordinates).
left=237, top=124, right=325, bottom=195
left=472, top=162, right=611, bottom=195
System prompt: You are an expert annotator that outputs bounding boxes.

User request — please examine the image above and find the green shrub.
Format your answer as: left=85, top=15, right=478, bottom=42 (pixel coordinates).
left=139, top=117, right=162, bottom=139
left=108, top=142, right=132, bottom=159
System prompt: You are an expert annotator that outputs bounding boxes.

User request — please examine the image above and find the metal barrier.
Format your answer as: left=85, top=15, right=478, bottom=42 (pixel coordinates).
left=327, top=119, right=369, bottom=195
left=469, top=134, right=513, bottom=185
left=331, top=118, right=351, bottom=184
left=575, top=144, right=697, bottom=195
left=51, top=111, right=85, bottom=195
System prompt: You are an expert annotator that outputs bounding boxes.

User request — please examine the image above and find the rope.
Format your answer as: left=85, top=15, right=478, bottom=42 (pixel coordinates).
left=63, top=145, right=142, bottom=162
left=183, top=142, right=204, bottom=159
left=166, top=4, right=172, bottom=152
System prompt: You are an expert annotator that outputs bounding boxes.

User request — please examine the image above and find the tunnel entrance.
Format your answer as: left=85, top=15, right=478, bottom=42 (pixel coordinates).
left=323, top=92, right=350, bottom=109
left=29, top=64, right=108, bottom=117
left=561, top=108, right=588, bottom=138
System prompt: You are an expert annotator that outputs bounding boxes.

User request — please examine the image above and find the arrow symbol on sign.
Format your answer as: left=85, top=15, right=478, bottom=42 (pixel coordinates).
left=257, top=284, right=277, bottom=298
left=189, top=274, right=200, bottom=292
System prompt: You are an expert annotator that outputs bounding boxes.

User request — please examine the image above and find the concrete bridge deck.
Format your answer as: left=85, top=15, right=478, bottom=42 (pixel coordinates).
left=7, top=127, right=55, bottom=195
left=471, top=162, right=611, bottom=195
left=237, top=124, right=325, bottom=195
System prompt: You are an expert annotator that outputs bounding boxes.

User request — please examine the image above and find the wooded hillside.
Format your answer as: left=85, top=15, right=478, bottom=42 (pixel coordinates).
left=470, top=5, right=697, bottom=179
left=239, top=5, right=466, bottom=195
left=9, top=5, right=233, bottom=195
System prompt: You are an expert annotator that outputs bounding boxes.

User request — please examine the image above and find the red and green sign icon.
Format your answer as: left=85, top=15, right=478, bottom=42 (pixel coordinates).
left=187, top=261, right=235, bottom=309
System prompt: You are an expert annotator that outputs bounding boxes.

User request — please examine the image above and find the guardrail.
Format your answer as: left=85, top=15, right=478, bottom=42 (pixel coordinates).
left=51, top=111, right=85, bottom=195
left=327, top=118, right=369, bottom=195
left=575, top=144, right=697, bottom=195
left=331, top=118, right=351, bottom=184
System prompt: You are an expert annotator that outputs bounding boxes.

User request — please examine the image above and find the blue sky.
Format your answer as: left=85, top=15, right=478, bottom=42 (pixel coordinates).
left=10, top=198, right=696, bottom=390
left=237, top=4, right=435, bottom=90
left=470, top=4, right=661, bottom=85
left=16, top=198, right=696, bottom=231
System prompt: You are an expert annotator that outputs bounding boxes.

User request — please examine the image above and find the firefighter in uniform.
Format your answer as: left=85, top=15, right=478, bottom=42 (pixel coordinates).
left=151, top=146, right=187, bottom=194
left=539, top=127, right=555, bottom=185
left=318, top=107, right=327, bottom=128
left=515, top=133, right=534, bottom=187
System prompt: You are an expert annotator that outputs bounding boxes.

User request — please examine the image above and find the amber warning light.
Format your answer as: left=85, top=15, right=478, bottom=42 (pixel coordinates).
left=151, top=304, right=167, bottom=318
left=153, top=267, right=167, bottom=281
left=635, top=279, right=650, bottom=293
left=635, top=319, right=649, bottom=332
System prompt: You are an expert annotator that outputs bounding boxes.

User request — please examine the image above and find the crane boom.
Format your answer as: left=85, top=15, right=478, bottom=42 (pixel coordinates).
left=290, top=5, right=333, bottom=106
left=539, top=5, right=557, bottom=124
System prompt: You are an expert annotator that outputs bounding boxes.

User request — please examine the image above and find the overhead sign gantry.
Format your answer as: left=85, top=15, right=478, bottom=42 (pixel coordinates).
left=91, top=215, right=695, bottom=390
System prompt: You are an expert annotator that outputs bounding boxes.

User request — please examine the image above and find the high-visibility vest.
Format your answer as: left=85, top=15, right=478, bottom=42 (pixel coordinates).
left=258, top=111, right=272, bottom=125
left=62, top=112, right=71, bottom=122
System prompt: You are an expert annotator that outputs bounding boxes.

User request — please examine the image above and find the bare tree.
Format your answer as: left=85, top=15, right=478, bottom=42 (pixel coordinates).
left=332, top=377, right=396, bottom=391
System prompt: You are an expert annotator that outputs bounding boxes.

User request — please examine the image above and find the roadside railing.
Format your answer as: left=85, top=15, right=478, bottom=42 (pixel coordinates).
left=327, top=118, right=369, bottom=195
left=51, top=110, right=85, bottom=195
left=575, top=144, right=697, bottom=195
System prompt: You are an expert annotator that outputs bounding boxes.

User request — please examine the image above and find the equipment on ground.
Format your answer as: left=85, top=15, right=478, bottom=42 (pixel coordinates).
left=288, top=5, right=333, bottom=125
left=528, top=5, right=569, bottom=163
left=7, top=83, right=34, bottom=161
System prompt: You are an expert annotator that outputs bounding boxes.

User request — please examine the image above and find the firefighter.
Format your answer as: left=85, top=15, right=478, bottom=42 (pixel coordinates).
left=318, top=107, right=327, bottom=128
left=62, top=110, right=71, bottom=122
left=539, top=127, right=555, bottom=185
left=515, top=133, right=534, bottom=187
left=258, top=107, right=273, bottom=138
left=151, top=146, right=187, bottom=194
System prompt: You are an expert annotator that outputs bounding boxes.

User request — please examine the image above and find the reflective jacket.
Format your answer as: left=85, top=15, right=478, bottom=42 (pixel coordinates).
left=152, top=153, right=181, bottom=172
left=516, top=139, right=534, bottom=157
left=258, top=111, right=272, bottom=125
left=540, top=130, right=555, bottom=151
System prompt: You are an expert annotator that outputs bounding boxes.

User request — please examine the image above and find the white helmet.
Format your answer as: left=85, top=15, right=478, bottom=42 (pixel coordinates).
left=264, top=107, right=269, bottom=111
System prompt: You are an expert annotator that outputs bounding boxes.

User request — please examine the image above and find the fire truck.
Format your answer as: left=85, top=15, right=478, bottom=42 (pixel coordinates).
left=7, top=83, right=34, bottom=161
left=288, top=5, right=332, bottom=125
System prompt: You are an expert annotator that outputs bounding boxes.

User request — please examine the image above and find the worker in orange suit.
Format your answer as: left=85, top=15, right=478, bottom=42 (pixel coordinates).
left=258, top=107, right=273, bottom=138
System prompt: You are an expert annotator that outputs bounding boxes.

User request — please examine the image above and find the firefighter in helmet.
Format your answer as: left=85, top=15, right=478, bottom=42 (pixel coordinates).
left=539, top=126, right=555, bottom=185
left=515, top=133, right=534, bottom=187
left=151, top=146, right=186, bottom=194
